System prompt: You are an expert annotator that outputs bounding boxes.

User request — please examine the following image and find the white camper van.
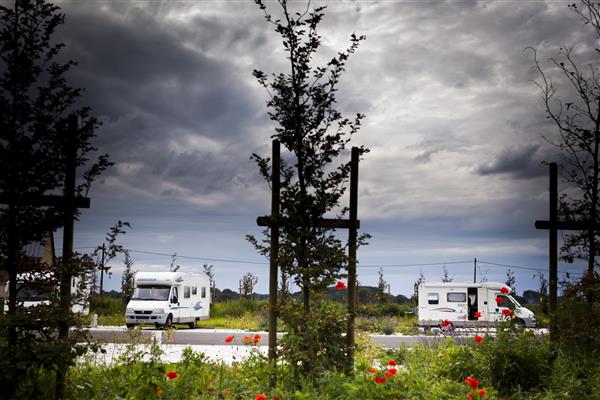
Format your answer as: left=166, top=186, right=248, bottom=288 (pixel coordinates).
left=125, top=271, right=211, bottom=329
left=3, top=272, right=91, bottom=315
left=418, top=281, right=536, bottom=328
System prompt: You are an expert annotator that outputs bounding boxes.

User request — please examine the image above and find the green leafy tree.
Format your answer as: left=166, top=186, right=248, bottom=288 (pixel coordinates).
left=248, top=0, right=367, bottom=379
left=0, top=0, right=110, bottom=397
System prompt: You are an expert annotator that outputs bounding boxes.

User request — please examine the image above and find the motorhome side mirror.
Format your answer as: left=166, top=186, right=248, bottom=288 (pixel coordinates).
left=171, top=296, right=178, bottom=304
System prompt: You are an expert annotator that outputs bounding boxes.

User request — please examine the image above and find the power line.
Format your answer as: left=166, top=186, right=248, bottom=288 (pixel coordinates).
left=478, top=260, right=583, bottom=276
left=359, top=261, right=472, bottom=268
left=127, top=249, right=268, bottom=265
left=69, top=246, right=585, bottom=276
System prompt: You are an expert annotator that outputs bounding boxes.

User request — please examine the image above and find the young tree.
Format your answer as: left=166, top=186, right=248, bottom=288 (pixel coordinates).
left=92, top=220, right=130, bottom=294
left=248, top=0, right=367, bottom=378
left=413, top=271, right=425, bottom=304
left=534, top=272, right=549, bottom=314
left=531, top=0, right=600, bottom=278
left=121, top=249, right=134, bottom=304
left=202, top=263, right=215, bottom=314
left=0, top=0, right=110, bottom=397
left=505, top=268, right=517, bottom=294
left=376, top=267, right=389, bottom=305
left=239, top=272, right=258, bottom=300
left=169, top=252, right=180, bottom=272
left=441, top=265, right=454, bottom=283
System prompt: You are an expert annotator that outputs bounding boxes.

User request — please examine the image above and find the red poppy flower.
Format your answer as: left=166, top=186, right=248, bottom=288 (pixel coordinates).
left=274, top=396, right=280, bottom=400
left=165, top=371, right=178, bottom=380
left=335, top=281, right=347, bottom=290
left=385, top=368, right=398, bottom=377
left=500, top=287, right=509, bottom=294
left=495, top=296, right=503, bottom=303
left=502, top=309, right=514, bottom=317
left=367, top=368, right=378, bottom=374
left=467, top=394, right=474, bottom=400
left=475, top=335, right=483, bottom=343
left=474, top=311, right=482, bottom=319
left=478, top=389, right=487, bottom=397
left=224, top=336, right=234, bottom=343
left=255, top=394, right=267, bottom=400
left=243, top=336, right=252, bottom=344
left=155, top=386, right=163, bottom=396
left=374, top=376, right=387, bottom=384
left=464, top=376, right=480, bottom=389
left=441, top=320, right=451, bottom=328
left=387, top=359, right=397, bottom=366
left=223, top=389, right=232, bottom=395
left=252, top=334, right=262, bottom=343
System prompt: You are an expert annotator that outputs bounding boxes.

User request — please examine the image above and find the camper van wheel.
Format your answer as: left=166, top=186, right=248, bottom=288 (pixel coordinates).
left=164, top=314, right=173, bottom=329
left=188, top=320, right=196, bottom=329
left=126, top=324, right=135, bottom=329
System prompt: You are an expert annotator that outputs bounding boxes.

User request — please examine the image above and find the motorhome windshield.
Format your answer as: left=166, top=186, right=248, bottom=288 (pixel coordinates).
left=132, top=285, right=171, bottom=301
left=508, top=295, right=521, bottom=307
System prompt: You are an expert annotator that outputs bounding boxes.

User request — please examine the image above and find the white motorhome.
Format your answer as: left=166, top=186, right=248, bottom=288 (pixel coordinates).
left=125, top=271, right=211, bottom=329
left=3, top=272, right=91, bottom=315
left=418, top=281, right=536, bottom=328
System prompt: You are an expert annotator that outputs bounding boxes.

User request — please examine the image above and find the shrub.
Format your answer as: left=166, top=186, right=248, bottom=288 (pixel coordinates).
left=278, top=300, right=348, bottom=382
left=479, top=329, right=552, bottom=396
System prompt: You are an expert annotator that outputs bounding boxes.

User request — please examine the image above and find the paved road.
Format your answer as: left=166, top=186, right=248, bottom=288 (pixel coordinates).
left=87, top=327, right=449, bottom=348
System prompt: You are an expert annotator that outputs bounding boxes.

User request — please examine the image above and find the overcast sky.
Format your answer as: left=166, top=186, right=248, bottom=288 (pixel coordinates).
left=42, top=0, right=597, bottom=296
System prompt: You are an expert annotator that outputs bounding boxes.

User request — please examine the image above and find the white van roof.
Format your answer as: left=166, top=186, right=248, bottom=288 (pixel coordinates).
left=134, top=271, right=209, bottom=286
left=419, top=281, right=510, bottom=291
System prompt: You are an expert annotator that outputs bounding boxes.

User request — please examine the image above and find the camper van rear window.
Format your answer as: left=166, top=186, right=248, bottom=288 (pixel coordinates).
left=201, top=287, right=206, bottom=298
left=447, top=292, right=467, bottom=302
left=427, top=293, right=439, bottom=304
left=184, top=286, right=191, bottom=298
left=192, top=287, right=197, bottom=295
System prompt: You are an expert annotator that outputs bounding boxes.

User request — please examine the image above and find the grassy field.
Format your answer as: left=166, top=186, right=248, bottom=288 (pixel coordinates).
left=88, top=296, right=420, bottom=333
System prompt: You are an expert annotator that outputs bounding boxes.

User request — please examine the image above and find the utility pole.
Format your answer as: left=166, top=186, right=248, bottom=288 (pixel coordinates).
left=473, top=258, right=477, bottom=283
left=99, top=243, right=105, bottom=295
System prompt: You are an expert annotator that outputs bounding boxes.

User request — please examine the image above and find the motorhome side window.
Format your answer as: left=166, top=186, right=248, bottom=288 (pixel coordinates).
left=201, top=287, right=206, bottom=298
left=192, top=287, right=197, bottom=295
left=447, top=292, right=467, bottom=302
left=427, top=293, right=439, bottom=304
left=184, top=286, right=190, bottom=298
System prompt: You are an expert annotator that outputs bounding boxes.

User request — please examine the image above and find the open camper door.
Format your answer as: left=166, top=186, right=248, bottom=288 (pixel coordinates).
left=487, top=289, right=513, bottom=322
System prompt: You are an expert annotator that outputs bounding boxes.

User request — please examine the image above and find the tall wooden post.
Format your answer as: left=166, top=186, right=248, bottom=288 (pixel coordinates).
left=268, top=140, right=280, bottom=388
left=549, top=162, right=558, bottom=340
left=55, top=114, right=78, bottom=400
left=346, top=147, right=359, bottom=367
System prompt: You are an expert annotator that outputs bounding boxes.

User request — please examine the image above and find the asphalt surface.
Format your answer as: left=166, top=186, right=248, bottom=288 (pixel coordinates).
left=86, top=327, right=449, bottom=348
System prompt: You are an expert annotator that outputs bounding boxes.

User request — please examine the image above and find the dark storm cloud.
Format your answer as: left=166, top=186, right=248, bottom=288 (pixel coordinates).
left=54, top=1, right=270, bottom=209
left=477, top=144, right=545, bottom=179
left=40, top=0, right=596, bottom=295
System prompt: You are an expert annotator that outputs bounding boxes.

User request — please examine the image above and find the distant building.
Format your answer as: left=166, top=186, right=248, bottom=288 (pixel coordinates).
left=0, top=232, right=56, bottom=299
